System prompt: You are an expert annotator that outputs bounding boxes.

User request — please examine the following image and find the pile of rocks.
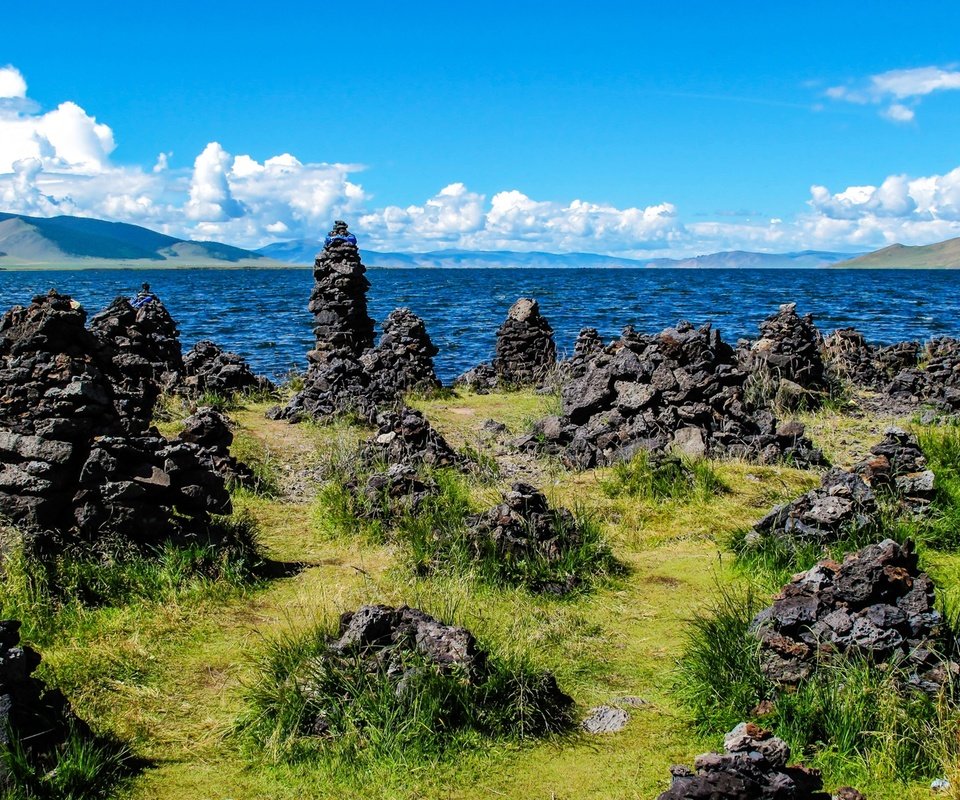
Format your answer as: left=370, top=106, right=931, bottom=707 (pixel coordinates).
left=343, top=462, right=438, bottom=521
left=888, top=337, right=960, bottom=410
left=175, top=408, right=254, bottom=488
left=657, top=722, right=831, bottom=800
left=182, top=340, right=274, bottom=398
left=359, top=307, right=441, bottom=398
left=465, top=482, right=595, bottom=593
left=277, top=222, right=442, bottom=422
left=362, top=407, right=462, bottom=470
left=526, top=321, right=825, bottom=469
left=302, top=604, right=573, bottom=737
left=493, top=297, right=557, bottom=385
left=751, top=539, right=958, bottom=694
left=738, top=303, right=828, bottom=407
left=89, top=285, right=183, bottom=429
left=456, top=297, right=557, bottom=390
left=745, top=429, right=935, bottom=551
left=0, top=619, right=88, bottom=775
left=565, top=327, right=605, bottom=380
left=0, top=291, right=231, bottom=556
left=822, top=327, right=920, bottom=391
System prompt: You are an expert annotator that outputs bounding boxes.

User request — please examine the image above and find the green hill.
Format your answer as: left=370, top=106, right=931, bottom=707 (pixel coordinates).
left=833, top=237, right=960, bottom=268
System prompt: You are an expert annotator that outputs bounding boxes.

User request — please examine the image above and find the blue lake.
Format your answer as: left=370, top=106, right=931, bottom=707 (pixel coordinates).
left=0, top=267, right=958, bottom=383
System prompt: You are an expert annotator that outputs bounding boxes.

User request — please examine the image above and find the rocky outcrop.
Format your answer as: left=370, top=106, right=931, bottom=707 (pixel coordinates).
left=0, top=291, right=231, bottom=556
left=493, top=298, right=557, bottom=385
left=888, top=337, right=960, bottom=410
left=739, top=303, right=828, bottom=407
left=530, top=321, right=825, bottom=469
left=182, top=340, right=274, bottom=398
left=745, top=429, right=935, bottom=551
left=362, top=407, right=462, bottom=470
left=302, top=604, right=573, bottom=737
left=657, top=722, right=830, bottom=800
left=0, top=619, right=88, bottom=776
left=751, top=539, right=958, bottom=694
left=89, top=285, right=183, bottom=429
left=465, top=482, right=596, bottom=593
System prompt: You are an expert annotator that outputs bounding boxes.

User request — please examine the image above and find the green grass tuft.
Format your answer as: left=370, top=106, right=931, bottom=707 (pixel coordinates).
left=600, top=452, right=727, bottom=503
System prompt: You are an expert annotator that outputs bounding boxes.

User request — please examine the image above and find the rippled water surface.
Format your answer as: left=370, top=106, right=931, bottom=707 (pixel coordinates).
left=1, top=267, right=958, bottom=382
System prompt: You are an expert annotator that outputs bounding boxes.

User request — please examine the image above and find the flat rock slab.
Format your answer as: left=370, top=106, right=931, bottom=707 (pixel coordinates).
left=582, top=705, right=629, bottom=734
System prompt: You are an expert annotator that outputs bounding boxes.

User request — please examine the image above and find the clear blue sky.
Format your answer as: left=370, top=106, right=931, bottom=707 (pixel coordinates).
left=2, top=1, right=960, bottom=254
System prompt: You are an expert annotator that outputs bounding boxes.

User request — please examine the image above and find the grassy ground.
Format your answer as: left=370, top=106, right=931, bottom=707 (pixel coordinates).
left=10, top=390, right=955, bottom=799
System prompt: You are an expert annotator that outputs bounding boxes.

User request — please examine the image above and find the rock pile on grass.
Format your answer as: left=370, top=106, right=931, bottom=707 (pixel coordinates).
left=89, top=286, right=183, bottom=429
left=455, top=297, right=557, bottom=390
left=565, top=327, right=604, bottom=379
left=362, top=407, right=462, bottom=470
left=301, top=604, right=573, bottom=738
left=657, top=722, right=830, bottom=799
left=465, top=482, right=596, bottom=594
left=276, top=222, right=441, bottom=422
left=0, top=620, right=85, bottom=766
left=182, top=339, right=274, bottom=398
left=0, top=291, right=231, bottom=556
left=751, top=539, right=958, bottom=694
left=175, top=407, right=254, bottom=487
left=526, top=320, right=825, bottom=469
left=738, top=303, right=828, bottom=408
left=822, top=327, right=919, bottom=391
left=745, top=428, right=934, bottom=551
left=888, top=337, right=960, bottom=410
left=343, top=462, right=438, bottom=521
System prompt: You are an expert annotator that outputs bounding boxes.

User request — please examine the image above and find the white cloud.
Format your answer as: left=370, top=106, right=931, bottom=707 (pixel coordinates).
left=827, top=65, right=960, bottom=123
left=0, top=66, right=27, bottom=99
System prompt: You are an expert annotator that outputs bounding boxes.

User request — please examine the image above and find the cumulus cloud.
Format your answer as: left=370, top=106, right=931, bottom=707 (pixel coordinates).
left=0, top=66, right=27, bottom=100
left=827, top=65, right=960, bottom=123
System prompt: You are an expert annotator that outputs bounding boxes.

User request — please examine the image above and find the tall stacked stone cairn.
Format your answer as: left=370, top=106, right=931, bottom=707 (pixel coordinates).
left=738, top=303, right=828, bottom=408
left=182, top=339, right=275, bottom=398
left=0, top=619, right=97, bottom=785
left=301, top=604, right=573, bottom=737
left=88, top=284, right=184, bottom=431
left=455, top=297, right=557, bottom=391
left=657, top=722, right=831, bottom=800
left=751, top=539, right=958, bottom=695
left=465, top=482, right=596, bottom=594
left=745, top=428, right=935, bottom=551
left=0, top=290, right=231, bottom=557
left=822, top=327, right=919, bottom=391
left=521, top=320, right=825, bottom=470
left=277, top=222, right=440, bottom=421
left=565, top=327, right=605, bottom=380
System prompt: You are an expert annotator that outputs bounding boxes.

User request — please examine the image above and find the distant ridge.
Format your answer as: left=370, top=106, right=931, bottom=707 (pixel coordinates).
left=833, top=237, right=960, bottom=268
left=257, top=239, right=855, bottom=269
left=0, top=212, right=279, bottom=267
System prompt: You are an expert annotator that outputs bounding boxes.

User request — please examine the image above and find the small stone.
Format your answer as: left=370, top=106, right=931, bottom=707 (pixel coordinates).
left=581, top=705, right=629, bottom=734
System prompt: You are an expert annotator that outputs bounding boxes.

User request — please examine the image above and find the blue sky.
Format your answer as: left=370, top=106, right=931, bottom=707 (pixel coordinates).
left=2, top=1, right=960, bottom=255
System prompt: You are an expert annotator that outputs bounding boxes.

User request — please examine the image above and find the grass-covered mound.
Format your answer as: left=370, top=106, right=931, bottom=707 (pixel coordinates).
left=236, top=605, right=574, bottom=766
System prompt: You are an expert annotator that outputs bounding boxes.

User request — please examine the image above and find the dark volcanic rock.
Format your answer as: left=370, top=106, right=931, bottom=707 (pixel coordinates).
left=751, top=539, right=958, bottom=693
left=823, top=327, right=919, bottom=391
left=344, top=462, right=439, bottom=521
left=362, top=407, right=462, bottom=470
left=453, top=362, right=499, bottom=394
left=852, top=427, right=935, bottom=512
left=565, top=327, right=605, bottom=379
left=182, top=339, right=274, bottom=398
left=89, top=285, right=183, bottom=429
left=175, top=407, right=254, bottom=487
left=657, top=722, right=830, bottom=800
left=888, top=337, right=960, bottom=411
left=739, top=303, right=828, bottom=407
left=0, top=619, right=89, bottom=779
left=493, top=297, right=557, bottom=385
left=546, top=320, right=825, bottom=469
left=361, top=307, right=441, bottom=398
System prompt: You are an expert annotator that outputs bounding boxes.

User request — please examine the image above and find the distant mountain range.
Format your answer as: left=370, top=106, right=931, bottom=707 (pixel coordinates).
left=833, top=237, right=960, bottom=268
left=257, top=239, right=855, bottom=269
left=0, top=212, right=278, bottom=267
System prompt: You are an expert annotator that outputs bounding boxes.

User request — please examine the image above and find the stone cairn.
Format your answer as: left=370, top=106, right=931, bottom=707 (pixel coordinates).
left=361, top=407, right=462, bottom=470
left=657, top=722, right=831, bottom=800
left=751, top=539, right=958, bottom=694
left=277, top=222, right=440, bottom=422
left=89, top=284, right=183, bottom=430
left=746, top=428, right=935, bottom=551
left=888, top=337, right=960, bottom=411
left=175, top=407, right=254, bottom=488
left=182, top=340, right=274, bottom=398
left=822, top=327, right=919, bottom=391
left=303, top=604, right=573, bottom=737
left=455, top=297, right=557, bottom=391
left=738, top=303, right=828, bottom=408
left=565, top=327, right=605, bottom=380
left=0, top=619, right=90, bottom=778
left=0, top=290, right=231, bottom=556
left=521, top=320, right=825, bottom=470
left=465, top=482, right=595, bottom=594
